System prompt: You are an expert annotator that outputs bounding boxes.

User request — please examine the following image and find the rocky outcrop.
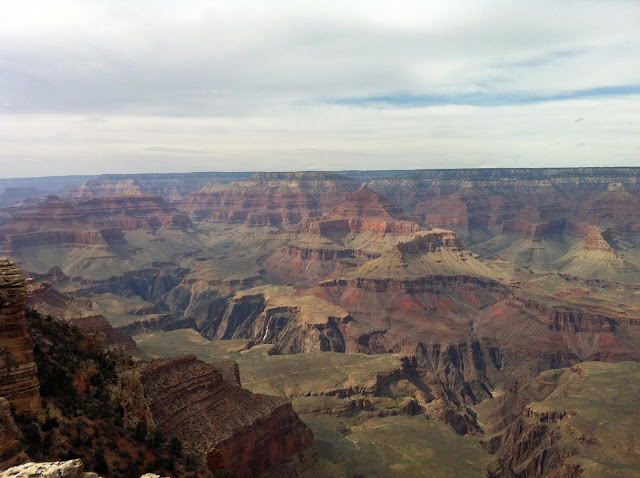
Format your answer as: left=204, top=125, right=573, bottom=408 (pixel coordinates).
left=306, top=184, right=421, bottom=235
left=395, top=229, right=463, bottom=253
left=0, top=459, right=99, bottom=478
left=139, top=355, right=317, bottom=477
left=480, top=362, right=640, bottom=477
left=26, top=281, right=93, bottom=320
left=569, top=223, right=616, bottom=253
left=0, top=397, right=27, bottom=470
left=68, top=315, right=136, bottom=355
left=0, top=460, right=170, bottom=478
left=0, top=258, right=40, bottom=415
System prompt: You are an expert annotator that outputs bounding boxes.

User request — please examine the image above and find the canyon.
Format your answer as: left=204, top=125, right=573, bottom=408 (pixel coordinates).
left=1, top=167, right=640, bottom=476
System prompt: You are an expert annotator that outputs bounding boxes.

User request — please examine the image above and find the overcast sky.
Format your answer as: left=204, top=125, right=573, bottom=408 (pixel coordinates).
left=1, top=0, right=639, bottom=178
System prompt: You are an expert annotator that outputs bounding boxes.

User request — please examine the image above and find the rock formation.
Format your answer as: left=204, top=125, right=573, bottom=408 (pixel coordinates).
left=139, top=355, right=317, bottom=477
left=176, top=171, right=360, bottom=225
left=0, top=192, right=190, bottom=251
left=306, top=184, right=421, bottom=235
left=0, top=258, right=40, bottom=414
left=68, top=315, right=136, bottom=355
left=0, top=397, right=28, bottom=470
left=0, top=459, right=98, bottom=478
left=0, top=459, right=171, bottom=477
left=478, top=361, right=640, bottom=477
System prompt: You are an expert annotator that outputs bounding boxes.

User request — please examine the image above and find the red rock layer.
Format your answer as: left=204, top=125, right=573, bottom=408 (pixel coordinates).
left=176, top=172, right=360, bottom=225
left=0, top=193, right=189, bottom=249
left=570, top=223, right=615, bottom=253
left=139, top=355, right=317, bottom=478
left=0, top=258, right=40, bottom=414
left=306, top=184, right=421, bottom=235
left=367, top=169, right=640, bottom=239
left=417, top=195, right=469, bottom=234
left=395, top=229, right=463, bottom=253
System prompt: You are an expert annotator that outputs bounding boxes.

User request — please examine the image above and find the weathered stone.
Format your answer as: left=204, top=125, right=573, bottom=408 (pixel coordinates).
left=139, top=355, right=317, bottom=478
left=0, top=258, right=40, bottom=415
left=0, top=397, right=28, bottom=470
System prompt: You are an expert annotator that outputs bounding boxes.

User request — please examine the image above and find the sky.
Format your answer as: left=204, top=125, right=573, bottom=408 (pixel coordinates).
left=1, top=0, right=639, bottom=178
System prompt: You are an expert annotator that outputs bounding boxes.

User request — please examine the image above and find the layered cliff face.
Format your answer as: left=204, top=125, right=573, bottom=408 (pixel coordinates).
left=64, top=178, right=149, bottom=200
left=4, top=168, right=640, bottom=477
left=300, top=231, right=514, bottom=404
left=477, top=361, right=640, bottom=477
left=139, top=355, right=317, bottom=477
left=366, top=168, right=640, bottom=246
left=0, top=191, right=190, bottom=251
left=306, top=184, right=420, bottom=235
left=0, top=397, right=28, bottom=469
left=0, top=258, right=40, bottom=415
left=177, top=172, right=360, bottom=225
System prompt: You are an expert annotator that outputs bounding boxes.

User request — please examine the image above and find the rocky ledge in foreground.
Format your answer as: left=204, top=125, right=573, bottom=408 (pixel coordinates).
left=0, top=459, right=168, bottom=478
left=139, top=355, right=317, bottom=478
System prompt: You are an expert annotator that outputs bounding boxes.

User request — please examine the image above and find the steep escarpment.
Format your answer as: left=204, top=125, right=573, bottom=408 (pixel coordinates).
left=17, top=308, right=211, bottom=477
left=304, top=232, right=514, bottom=405
left=176, top=172, right=359, bottom=225
left=0, top=192, right=190, bottom=251
left=365, top=168, right=640, bottom=247
left=63, top=179, right=149, bottom=200
left=306, top=184, right=421, bottom=235
left=477, top=361, right=640, bottom=477
left=164, top=285, right=349, bottom=354
left=0, top=258, right=40, bottom=415
left=493, top=294, right=640, bottom=362
left=139, top=355, right=317, bottom=478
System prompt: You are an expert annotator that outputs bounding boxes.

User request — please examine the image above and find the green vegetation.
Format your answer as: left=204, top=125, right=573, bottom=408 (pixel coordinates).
left=302, top=415, right=495, bottom=478
left=14, top=308, right=211, bottom=477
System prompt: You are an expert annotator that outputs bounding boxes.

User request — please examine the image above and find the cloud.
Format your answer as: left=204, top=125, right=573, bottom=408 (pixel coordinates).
left=2, top=0, right=639, bottom=115
left=144, top=146, right=211, bottom=154
left=1, top=95, right=638, bottom=178
left=0, top=1, right=639, bottom=176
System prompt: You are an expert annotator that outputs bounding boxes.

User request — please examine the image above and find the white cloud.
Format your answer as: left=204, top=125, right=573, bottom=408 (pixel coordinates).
left=2, top=96, right=638, bottom=177
left=0, top=0, right=639, bottom=176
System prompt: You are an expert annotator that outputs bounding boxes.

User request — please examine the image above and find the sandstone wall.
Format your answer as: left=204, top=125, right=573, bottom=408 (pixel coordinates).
left=139, top=355, right=317, bottom=478
left=0, top=258, right=40, bottom=415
